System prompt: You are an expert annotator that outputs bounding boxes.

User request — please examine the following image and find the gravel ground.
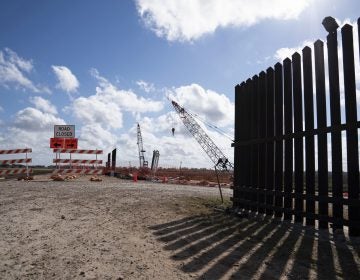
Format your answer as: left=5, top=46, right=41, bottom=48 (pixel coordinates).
left=0, top=175, right=359, bottom=280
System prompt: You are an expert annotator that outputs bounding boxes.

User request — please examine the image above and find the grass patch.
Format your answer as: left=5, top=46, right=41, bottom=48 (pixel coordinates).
left=173, top=196, right=232, bottom=216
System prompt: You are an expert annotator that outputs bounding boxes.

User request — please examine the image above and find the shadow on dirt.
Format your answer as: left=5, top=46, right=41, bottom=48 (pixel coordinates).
left=150, top=212, right=360, bottom=280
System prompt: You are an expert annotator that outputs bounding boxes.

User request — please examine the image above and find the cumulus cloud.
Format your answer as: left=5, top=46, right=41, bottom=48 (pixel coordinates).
left=52, top=65, right=79, bottom=93
left=136, top=80, right=155, bottom=93
left=91, top=69, right=163, bottom=113
left=65, top=69, right=163, bottom=130
left=136, top=0, right=311, bottom=42
left=0, top=98, right=66, bottom=165
left=78, top=124, right=117, bottom=150
left=274, top=40, right=314, bottom=61
left=71, top=96, right=123, bottom=129
left=29, top=96, right=58, bottom=115
left=13, top=107, right=64, bottom=132
left=167, top=83, right=234, bottom=127
left=0, top=48, right=50, bottom=93
left=60, top=70, right=165, bottom=160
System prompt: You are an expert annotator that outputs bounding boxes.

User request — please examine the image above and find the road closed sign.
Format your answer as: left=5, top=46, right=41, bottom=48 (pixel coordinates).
left=54, top=125, right=75, bottom=138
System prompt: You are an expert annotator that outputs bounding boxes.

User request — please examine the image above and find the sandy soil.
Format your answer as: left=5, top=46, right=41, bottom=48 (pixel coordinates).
left=0, top=175, right=359, bottom=280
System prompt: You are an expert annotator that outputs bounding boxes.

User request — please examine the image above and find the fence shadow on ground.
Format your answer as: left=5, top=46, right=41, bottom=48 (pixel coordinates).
left=150, top=212, right=360, bottom=280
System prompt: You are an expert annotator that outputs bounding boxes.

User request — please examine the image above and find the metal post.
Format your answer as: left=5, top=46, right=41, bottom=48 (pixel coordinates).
left=292, top=52, right=304, bottom=224
left=327, top=29, right=343, bottom=229
left=342, top=24, right=360, bottom=236
left=283, top=58, right=293, bottom=221
left=215, top=166, right=224, bottom=204
left=303, top=46, right=316, bottom=226
left=314, top=39, right=329, bottom=229
left=25, top=149, right=29, bottom=177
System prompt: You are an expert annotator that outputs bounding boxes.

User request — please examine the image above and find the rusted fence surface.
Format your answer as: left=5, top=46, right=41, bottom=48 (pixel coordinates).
left=233, top=19, right=360, bottom=236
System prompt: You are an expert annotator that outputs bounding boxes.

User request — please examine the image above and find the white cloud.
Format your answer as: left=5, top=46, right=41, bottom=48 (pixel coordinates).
left=29, top=96, right=58, bottom=115
left=78, top=124, right=117, bottom=150
left=90, top=69, right=163, bottom=113
left=0, top=98, right=66, bottom=165
left=65, top=69, right=163, bottom=130
left=52, top=65, right=79, bottom=93
left=273, top=40, right=314, bottom=61
left=13, top=107, right=64, bottom=132
left=64, top=77, right=233, bottom=168
left=62, top=70, right=164, bottom=155
left=136, top=0, right=311, bottom=42
left=0, top=48, right=50, bottom=93
left=136, top=80, right=155, bottom=93
left=71, top=96, right=123, bottom=129
left=2, top=48, right=33, bottom=72
left=168, top=83, right=234, bottom=127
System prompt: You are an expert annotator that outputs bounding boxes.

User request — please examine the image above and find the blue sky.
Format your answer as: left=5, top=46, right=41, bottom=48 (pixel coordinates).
left=0, top=0, right=359, bottom=167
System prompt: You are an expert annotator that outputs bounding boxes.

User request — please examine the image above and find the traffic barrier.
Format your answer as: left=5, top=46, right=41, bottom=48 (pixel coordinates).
left=0, top=159, right=32, bottom=164
left=0, top=168, right=31, bottom=176
left=0, top=148, right=32, bottom=154
left=53, top=159, right=102, bottom=164
left=53, top=149, right=103, bottom=154
left=0, top=148, right=32, bottom=177
left=53, top=148, right=103, bottom=175
left=52, top=169, right=103, bottom=175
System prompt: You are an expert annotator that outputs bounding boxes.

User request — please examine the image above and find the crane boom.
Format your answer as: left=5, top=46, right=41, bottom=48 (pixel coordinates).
left=171, top=100, right=233, bottom=171
left=137, top=123, right=148, bottom=168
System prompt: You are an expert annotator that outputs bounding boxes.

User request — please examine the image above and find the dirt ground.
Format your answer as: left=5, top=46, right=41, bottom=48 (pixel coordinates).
left=0, top=175, right=359, bottom=280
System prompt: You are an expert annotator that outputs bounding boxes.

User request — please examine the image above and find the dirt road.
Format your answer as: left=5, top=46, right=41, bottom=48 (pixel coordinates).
left=0, top=176, right=359, bottom=279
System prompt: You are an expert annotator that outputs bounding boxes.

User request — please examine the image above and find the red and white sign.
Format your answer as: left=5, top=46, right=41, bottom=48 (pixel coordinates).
left=50, top=138, right=65, bottom=149
left=64, top=138, right=78, bottom=149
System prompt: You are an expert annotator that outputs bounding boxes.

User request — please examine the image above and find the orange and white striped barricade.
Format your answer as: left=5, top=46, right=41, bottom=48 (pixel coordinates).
left=0, top=148, right=32, bottom=177
left=52, top=149, right=103, bottom=175
left=52, top=169, right=103, bottom=175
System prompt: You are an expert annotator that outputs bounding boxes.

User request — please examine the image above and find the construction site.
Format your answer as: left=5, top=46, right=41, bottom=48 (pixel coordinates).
left=1, top=98, right=234, bottom=189
left=1, top=88, right=360, bottom=279
left=1, top=3, right=360, bottom=279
